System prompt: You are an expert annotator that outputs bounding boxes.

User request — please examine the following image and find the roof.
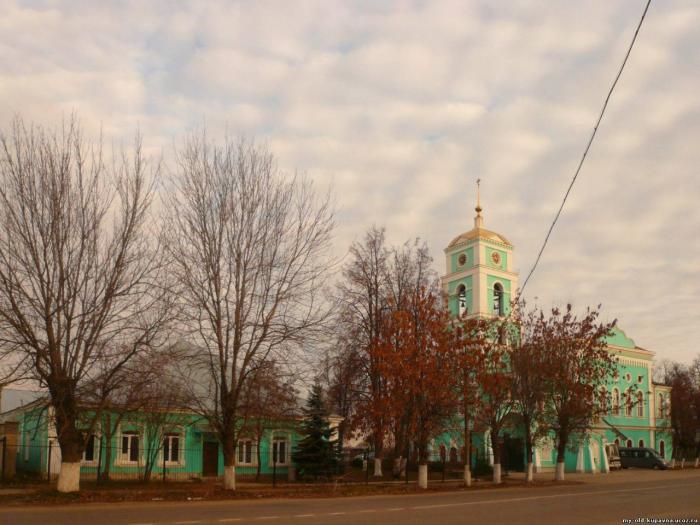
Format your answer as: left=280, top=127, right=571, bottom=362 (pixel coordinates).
left=446, top=227, right=512, bottom=249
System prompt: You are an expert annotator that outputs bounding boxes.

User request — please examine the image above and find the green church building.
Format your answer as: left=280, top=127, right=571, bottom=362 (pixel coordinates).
left=438, top=190, right=672, bottom=474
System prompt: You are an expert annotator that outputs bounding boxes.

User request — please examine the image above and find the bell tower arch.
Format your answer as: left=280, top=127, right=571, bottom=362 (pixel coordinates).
left=441, top=180, right=519, bottom=319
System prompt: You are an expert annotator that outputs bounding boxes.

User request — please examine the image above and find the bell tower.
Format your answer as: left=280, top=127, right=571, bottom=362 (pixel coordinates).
left=441, top=180, right=519, bottom=319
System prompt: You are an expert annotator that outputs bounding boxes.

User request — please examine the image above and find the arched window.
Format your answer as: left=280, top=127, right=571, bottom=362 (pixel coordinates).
left=625, top=391, right=633, bottom=417
left=657, top=393, right=665, bottom=418
left=614, top=438, right=620, bottom=446
left=439, top=444, right=446, bottom=462
left=626, top=439, right=633, bottom=448
left=493, top=283, right=504, bottom=316
left=659, top=440, right=665, bottom=458
left=636, top=392, right=644, bottom=417
left=457, top=284, right=467, bottom=317
left=638, top=439, right=644, bottom=448
left=612, top=388, right=620, bottom=415
left=599, top=387, right=608, bottom=413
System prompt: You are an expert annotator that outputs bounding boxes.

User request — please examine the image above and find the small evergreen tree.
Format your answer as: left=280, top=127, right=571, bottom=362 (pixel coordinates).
left=292, top=381, right=339, bottom=480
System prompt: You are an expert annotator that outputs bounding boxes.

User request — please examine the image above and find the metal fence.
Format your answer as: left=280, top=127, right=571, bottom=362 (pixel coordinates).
left=12, top=442, right=294, bottom=484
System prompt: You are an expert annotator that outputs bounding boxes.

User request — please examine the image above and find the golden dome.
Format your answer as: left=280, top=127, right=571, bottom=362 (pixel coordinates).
left=447, top=227, right=512, bottom=249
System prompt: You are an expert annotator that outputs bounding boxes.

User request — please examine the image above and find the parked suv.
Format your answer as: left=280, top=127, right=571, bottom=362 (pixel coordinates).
left=619, top=447, right=669, bottom=469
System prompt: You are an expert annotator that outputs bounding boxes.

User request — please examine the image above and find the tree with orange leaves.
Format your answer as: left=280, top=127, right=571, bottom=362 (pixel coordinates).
left=373, top=287, right=458, bottom=489
left=536, top=304, right=617, bottom=481
left=470, top=320, right=516, bottom=484
left=452, top=316, right=494, bottom=486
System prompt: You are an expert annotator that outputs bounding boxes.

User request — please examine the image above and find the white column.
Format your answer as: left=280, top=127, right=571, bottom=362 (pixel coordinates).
left=576, top=447, right=584, bottom=473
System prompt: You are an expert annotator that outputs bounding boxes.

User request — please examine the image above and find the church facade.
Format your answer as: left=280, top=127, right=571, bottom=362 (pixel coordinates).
left=437, top=194, right=673, bottom=473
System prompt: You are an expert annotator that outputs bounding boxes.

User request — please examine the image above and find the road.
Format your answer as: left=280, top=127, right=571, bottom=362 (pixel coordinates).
left=2, top=470, right=699, bottom=525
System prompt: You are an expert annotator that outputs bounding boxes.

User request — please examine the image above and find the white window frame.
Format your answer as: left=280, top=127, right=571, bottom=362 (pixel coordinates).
left=636, top=392, right=644, bottom=418
left=117, top=428, right=142, bottom=466
left=82, top=432, right=100, bottom=466
left=161, top=431, right=185, bottom=468
left=237, top=439, right=256, bottom=466
left=269, top=433, right=290, bottom=467
left=624, top=391, right=633, bottom=417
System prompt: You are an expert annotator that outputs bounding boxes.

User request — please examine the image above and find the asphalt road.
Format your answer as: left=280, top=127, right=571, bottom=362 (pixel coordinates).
left=2, top=470, right=699, bottom=525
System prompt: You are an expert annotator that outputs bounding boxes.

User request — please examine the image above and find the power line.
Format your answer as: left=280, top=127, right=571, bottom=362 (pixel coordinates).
left=519, top=0, right=653, bottom=297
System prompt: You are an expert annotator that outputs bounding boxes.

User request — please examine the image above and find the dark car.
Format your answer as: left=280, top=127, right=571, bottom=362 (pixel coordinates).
left=619, top=447, right=669, bottom=469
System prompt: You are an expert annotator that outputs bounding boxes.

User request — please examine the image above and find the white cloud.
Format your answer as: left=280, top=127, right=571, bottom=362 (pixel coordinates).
left=0, top=0, right=698, bottom=363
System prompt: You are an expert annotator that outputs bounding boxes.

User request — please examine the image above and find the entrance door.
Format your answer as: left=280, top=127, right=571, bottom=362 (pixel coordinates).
left=202, top=442, right=219, bottom=477
left=502, top=435, right=525, bottom=472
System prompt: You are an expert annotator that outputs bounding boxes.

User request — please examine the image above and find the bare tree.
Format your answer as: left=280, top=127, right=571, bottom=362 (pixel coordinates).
left=0, top=117, right=170, bottom=492
left=336, top=226, right=389, bottom=476
left=164, top=135, right=334, bottom=490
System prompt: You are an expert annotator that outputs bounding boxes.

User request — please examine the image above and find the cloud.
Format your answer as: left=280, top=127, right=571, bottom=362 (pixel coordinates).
left=0, top=0, right=698, bottom=363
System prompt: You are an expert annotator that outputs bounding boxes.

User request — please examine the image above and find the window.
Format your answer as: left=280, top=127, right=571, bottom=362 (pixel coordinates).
left=638, top=439, right=644, bottom=448
left=237, top=439, right=254, bottom=465
left=120, top=431, right=140, bottom=463
left=272, top=438, right=288, bottom=466
left=614, top=438, right=620, bottom=446
left=83, top=434, right=99, bottom=463
left=636, top=392, right=644, bottom=417
left=637, top=375, right=643, bottom=384
left=612, top=389, right=620, bottom=415
left=600, top=387, right=607, bottom=413
left=163, top=433, right=180, bottom=464
left=659, top=440, right=665, bottom=458
left=493, top=283, right=504, bottom=316
left=625, top=391, right=633, bottom=417
left=457, top=284, right=467, bottom=317
left=626, top=439, right=633, bottom=448
left=657, top=393, right=666, bottom=418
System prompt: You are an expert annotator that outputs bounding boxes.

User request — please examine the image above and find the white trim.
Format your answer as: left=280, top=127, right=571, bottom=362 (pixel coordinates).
left=268, top=430, right=291, bottom=467
left=236, top=438, right=257, bottom=466
left=115, top=426, right=143, bottom=466
left=160, top=430, right=186, bottom=468
left=81, top=432, right=101, bottom=467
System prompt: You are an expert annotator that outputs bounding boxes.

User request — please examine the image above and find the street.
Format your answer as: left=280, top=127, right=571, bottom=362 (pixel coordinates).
left=2, top=470, right=699, bottom=525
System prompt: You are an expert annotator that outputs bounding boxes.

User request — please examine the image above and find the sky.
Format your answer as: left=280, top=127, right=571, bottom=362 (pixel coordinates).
left=1, top=0, right=698, bottom=364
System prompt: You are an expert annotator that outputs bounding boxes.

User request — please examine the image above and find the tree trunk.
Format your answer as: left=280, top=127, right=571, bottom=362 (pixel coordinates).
left=418, top=462, right=428, bottom=489
left=256, top=438, right=262, bottom=481
left=524, top=416, right=534, bottom=483
left=463, top=413, right=472, bottom=487
left=102, top=415, right=113, bottom=481
left=373, top=457, right=383, bottom=477
left=490, top=429, right=502, bottom=484
left=55, top=406, right=84, bottom=493
left=555, top=433, right=567, bottom=481
left=223, top=438, right=236, bottom=490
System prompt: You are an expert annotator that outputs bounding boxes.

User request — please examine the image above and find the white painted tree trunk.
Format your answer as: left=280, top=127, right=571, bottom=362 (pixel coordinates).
left=492, top=463, right=501, bottom=484
left=56, top=462, right=80, bottom=493
left=464, top=465, right=472, bottom=487
left=400, top=457, right=407, bottom=478
left=418, top=464, right=428, bottom=489
left=526, top=462, right=534, bottom=482
left=555, top=462, right=565, bottom=481
left=373, top=458, right=383, bottom=477
left=224, top=465, right=236, bottom=490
